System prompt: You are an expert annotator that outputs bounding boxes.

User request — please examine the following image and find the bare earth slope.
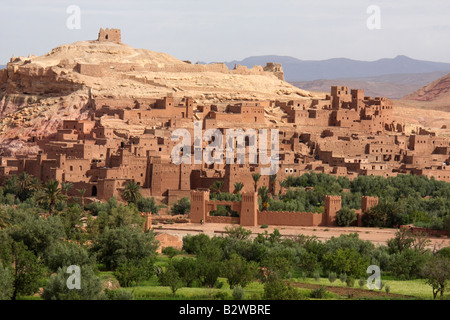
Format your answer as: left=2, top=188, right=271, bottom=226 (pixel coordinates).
left=403, top=72, right=450, bottom=102
left=394, top=73, right=450, bottom=135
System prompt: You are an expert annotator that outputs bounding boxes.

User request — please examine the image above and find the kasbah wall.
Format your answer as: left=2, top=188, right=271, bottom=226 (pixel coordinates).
left=190, top=190, right=379, bottom=228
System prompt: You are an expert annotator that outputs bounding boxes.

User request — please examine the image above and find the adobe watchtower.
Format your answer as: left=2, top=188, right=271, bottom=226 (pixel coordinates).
left=98, top=28, right=121, bottom=43
left=324, top=195, right=342, bottom=226
left=361, top=196, right=378, bottom=212
left=240, top=192, right=258, bottom=227
left=190, top=190, right=209, bottom=223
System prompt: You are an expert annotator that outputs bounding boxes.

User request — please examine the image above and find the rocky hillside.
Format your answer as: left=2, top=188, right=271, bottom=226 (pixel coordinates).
left=403, top=73, right=450, bottom=102
left=0, top=37, right=314, bottom=155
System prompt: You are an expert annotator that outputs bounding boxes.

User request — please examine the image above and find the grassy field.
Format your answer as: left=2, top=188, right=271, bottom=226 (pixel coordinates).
left=106, top=255, right=437, bottom=300
left=18, top=255, right=440, bottom=300
left=115, top=275, right=434, bottom=300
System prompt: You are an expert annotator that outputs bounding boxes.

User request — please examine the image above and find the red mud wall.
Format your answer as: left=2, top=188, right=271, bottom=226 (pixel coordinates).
left=258, top=211, right=323, bottom=226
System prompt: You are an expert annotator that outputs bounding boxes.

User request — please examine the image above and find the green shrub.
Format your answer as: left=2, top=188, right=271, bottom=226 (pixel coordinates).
left=322, top=247, right=369, bottom=278
left=336, top=207, right=357, bottom=227
left=313, top=271, right=320, bottom=282
left=310, top=286, right=327, bottom=299
left=158, top=262, right=184, bottom=297
left=114, top=258, right=154, bottom=287
left=389, top=248, right=431, bottom=280
left=42, top=265, right=104, bottom=300
left=0, top=240, right=45, bottom=300
left=213, top=291, right=230, bottom=300
left=328, top=272, right=337, bottom=284
left=358, top=277, right=365, bottom=288
left=232, top=285, right=245, bottom=300
left=346, top=278, right=355, bottom=288
left=91, top=226, right=158, bottom=270
left=444, top=215, right=450, bottom=233
left=339, top=273, right=347, bottom=284
left=214, top=279, right=224, bottom=289
left=137, top=197, right=164, bottom=215
left=8, top=211, right=66, bottom=258
left=162, top=246, right=181, bottom=259
left=263, top=278, right=301, bottom=300
left=105, top=289, right=135, bottom=300
left=261, top=224, right=269, bottom=229
left=0, top=263, right=13, bottom=300
left=172, top=257, right=199, bottom=287
left=222, top=253, right=256, bottom=289
left=171, top=197, right=190, bottom=215
left=45, top=241, right=95, bottom=272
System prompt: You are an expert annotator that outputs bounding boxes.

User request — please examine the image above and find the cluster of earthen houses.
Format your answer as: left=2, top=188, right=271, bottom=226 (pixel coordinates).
left=0, top=86, right=449, bottom=207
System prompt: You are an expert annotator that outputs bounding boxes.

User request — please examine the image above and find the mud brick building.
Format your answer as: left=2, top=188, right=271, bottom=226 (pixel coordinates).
left=0, top=86, right=449, bottom=207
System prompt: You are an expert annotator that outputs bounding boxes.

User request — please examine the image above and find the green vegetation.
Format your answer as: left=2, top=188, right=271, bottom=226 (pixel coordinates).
left=274, top=172, right=450, bottom=230
left=0, top=173, right=448, bottom=300
left=137, top=197, right=165, bottom=215
left=121, top=181, right=142, bottom=205
left=170, top=197, right=190, bottom=215
left=336, top=207, right=357, bottom=227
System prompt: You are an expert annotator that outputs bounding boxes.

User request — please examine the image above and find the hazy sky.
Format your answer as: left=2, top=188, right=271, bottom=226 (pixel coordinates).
left=1, top=0, right=450, bottom=64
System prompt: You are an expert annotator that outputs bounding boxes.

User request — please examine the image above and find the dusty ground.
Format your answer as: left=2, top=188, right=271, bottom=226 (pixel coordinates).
left=393, top=99, right=450, bottom=135
left=152, top=220, right=450, bottom=250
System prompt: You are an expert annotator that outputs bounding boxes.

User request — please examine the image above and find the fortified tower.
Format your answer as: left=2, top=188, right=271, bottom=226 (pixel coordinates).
left=98, top=28, right=122, bottom=43
left=324, top=195, right=342, bottom=226
left=240, top=192, right=258, bottom=226
left=359, top=196, right=379, bottom=226
left=361, top=196, right=379, bottom=212
left=190, top=190, right=209, bottom=223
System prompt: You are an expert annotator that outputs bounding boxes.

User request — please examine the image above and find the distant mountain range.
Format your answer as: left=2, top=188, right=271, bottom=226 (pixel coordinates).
left=291, top=71, right=450, bottom=99
left=222, top=55, right=450, bottom=81
left=217, top=55, right=450, bottom=98
left=0, top=65, right=5, bottom=69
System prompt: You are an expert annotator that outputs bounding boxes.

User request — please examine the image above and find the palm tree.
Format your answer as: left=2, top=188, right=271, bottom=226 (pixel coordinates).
left=258, top=186, right=270, bottom=211
left=279, top=180, right=287, bottom=196
left=61, top=182, right=73, bottom=196
left=77, top=188, right=87, bottom=207
left=269, top=174, right=277, bottom=196
left=252, top=173, right=261, bottom=192
left=209, top=180, right=224, bottom=194
left=233, top=182, right=244, bottom=194
left=36, top=180, right=67, bottom=215
left=17, top=172, right=38, bottom=201
left=122, top=181, right=142, bottom=204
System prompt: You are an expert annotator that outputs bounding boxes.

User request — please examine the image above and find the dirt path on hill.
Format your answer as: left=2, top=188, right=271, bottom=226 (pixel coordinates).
left=288, top=282, right=413, bottom=299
